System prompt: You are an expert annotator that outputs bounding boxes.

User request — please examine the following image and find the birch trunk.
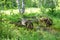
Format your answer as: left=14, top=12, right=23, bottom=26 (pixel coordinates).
left=16, top=0, right=21, bottom=13
left=21, top=0, right=25, bottom=14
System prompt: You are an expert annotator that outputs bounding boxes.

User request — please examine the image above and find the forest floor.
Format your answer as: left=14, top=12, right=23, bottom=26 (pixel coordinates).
left=0, top=8, right=60, bottom=40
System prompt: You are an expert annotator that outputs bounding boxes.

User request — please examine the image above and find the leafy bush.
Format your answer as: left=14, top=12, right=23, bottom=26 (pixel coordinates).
left=47, top=9, right=60, bottom=18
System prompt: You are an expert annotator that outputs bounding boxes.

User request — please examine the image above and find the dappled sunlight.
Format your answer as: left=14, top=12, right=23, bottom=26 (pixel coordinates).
left=1, top=8, right=40, bottom=15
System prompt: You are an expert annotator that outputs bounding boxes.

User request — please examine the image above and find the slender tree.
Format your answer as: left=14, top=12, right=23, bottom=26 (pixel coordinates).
left=16, top=0, right=21, bottom=13
left=21, top=0, right=25, bottom=14
left=16, top=0, right=25, bottom=25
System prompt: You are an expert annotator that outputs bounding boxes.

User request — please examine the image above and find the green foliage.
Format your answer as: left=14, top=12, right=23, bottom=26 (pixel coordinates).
left=40, top=0, right=58, bottom=8
left=0, top=12, right=60, bottom=40
left=0, top=0, right=17, bottom=10
left=0, top=0, right=38, bottom=10
left=0, top=0, right=60, bottom=40
left=47, top=9, right=60, bottom=18
left=39, top=0, right=58, bottom=16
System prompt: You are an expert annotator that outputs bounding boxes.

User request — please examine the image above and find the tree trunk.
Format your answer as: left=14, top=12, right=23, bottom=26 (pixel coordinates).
left=16, top=0, right=21, bottom=13
left=16, top=0, right=25, bottom=25
left=21, top=0, right=25, bottom=14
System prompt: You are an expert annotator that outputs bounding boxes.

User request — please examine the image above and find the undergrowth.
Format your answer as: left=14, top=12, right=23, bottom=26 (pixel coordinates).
left=0, top=12, right=60, bottom=40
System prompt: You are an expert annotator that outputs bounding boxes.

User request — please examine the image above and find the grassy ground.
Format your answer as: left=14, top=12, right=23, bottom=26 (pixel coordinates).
left=0, top=8, right=40, bottom=15
left=0, top=11, right=60, bottom=40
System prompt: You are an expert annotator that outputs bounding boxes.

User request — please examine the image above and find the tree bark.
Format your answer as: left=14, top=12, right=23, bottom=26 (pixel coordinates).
left=16, top=0, right=21, bottom=13
left=21, top=0, right=25, bottom=14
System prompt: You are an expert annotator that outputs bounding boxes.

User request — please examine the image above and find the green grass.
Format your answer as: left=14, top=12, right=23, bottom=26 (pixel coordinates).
left=1, top=6, right=60, bottom=40
left=0, top=12, right=60, bottom=40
